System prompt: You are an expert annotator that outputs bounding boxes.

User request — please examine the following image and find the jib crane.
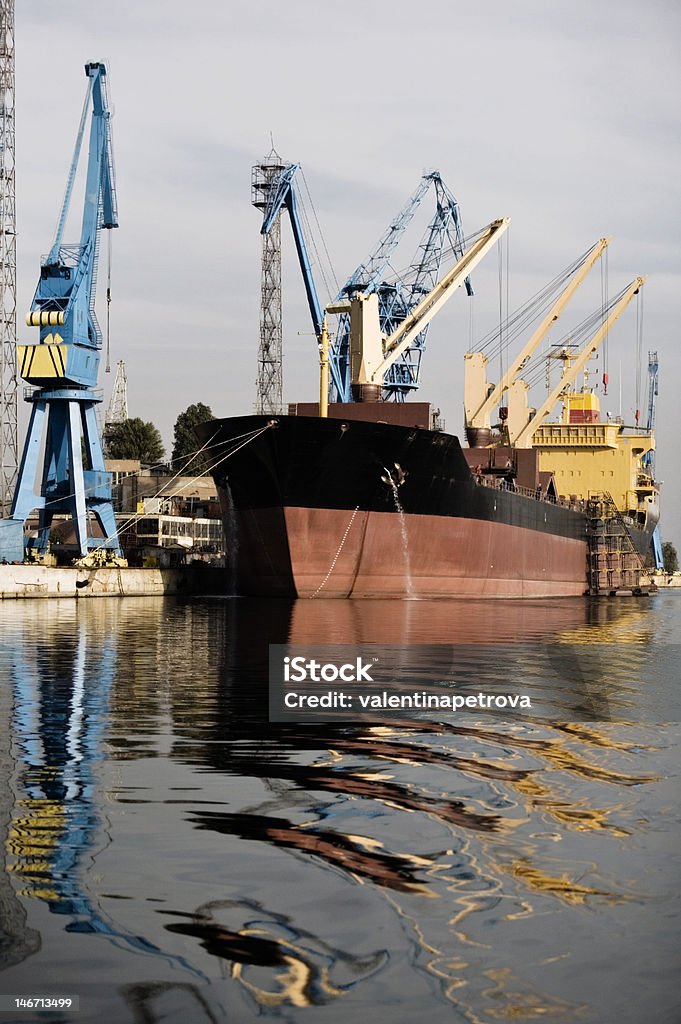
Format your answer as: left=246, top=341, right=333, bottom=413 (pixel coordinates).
left=464, top=238, right=610, bottom=431
left=333, top=171, right=472, bottom=402
left=255, top=166, right=472, bottom=405
left=254, top=161, right=337, bottom=392
left=7, top=62, right=121, bottom=562
left=511, top=277, right=646, bottom=447
left=327, top=218, right=509, bottom=397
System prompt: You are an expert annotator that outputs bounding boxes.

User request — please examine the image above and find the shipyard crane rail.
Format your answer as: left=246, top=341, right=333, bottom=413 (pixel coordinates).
left=1, top=62, right=122, bottom=563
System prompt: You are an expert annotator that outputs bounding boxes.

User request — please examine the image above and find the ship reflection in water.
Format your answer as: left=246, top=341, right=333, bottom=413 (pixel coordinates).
left=0, top=594, right=679, bottom=1023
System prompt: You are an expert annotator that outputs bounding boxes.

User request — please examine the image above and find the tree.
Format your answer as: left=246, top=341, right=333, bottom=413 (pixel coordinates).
left=106, top=417, right=165, bottom=465
left=662, top=541, right=679, bottom=573
left=171, top=403, right=214, bottom=474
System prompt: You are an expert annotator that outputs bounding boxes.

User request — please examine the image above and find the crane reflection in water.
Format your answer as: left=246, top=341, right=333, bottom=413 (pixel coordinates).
left=2, top=601, right=212, bottom=1020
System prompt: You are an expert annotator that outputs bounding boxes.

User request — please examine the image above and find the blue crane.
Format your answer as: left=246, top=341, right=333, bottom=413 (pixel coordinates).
left=7, top=62, right=121, bottom=562
left=645, top=350, right=659, bottom=437
left=333, top=171, right=472, bottom=401
left=254, top=166, right=471, bottom=405
left=253, top=162, right=346, bottom=396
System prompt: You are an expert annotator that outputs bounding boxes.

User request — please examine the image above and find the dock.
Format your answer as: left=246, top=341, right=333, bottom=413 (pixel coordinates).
left=0, top=563, right=229, bottom=599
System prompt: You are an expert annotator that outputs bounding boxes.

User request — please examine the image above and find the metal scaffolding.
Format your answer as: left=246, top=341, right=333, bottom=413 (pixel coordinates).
left=252, top=155, right=285, bottom=415
left=0, top=0, right=17, bottom=517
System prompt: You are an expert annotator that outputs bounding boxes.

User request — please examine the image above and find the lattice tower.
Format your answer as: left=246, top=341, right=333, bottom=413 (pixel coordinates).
left=0, top=1, right=17, bottom=517
left=103, top=358, right=127, bottom=455
left=105, top=359, right=128, bottom=425
left=252, top=158, right=285, bottom=414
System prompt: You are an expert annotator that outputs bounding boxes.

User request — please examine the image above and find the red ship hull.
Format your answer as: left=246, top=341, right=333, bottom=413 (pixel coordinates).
left=232, top=505, right=588, bottom=599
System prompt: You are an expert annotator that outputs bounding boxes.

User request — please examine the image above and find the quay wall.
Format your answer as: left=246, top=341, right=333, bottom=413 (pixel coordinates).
left=0, top=565, right=229, bottom=599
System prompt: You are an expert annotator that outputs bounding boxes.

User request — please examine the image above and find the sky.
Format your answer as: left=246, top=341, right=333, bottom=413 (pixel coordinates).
left=11, top=0, right=681, bottom=547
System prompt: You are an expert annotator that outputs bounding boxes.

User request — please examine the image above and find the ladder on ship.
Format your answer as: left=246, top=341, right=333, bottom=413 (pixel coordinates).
left=585, top=492, right=651, bottom=596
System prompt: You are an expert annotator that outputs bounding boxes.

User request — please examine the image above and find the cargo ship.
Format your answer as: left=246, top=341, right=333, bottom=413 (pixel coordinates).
left=202, top=224, right=660, bottom=599
left=201, top=400, right=658, bottom=599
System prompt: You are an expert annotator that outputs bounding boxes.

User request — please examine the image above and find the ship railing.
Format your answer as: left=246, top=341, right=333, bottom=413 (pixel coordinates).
left=475, top=475, right=586, bottom=511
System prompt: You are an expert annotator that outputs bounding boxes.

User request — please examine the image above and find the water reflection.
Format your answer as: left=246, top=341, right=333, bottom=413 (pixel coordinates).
left=162, top=899, right=388, bottom=1009
left=2, top=601, right=203, bottom=979
left=0, top=593, right=677, bottom=1024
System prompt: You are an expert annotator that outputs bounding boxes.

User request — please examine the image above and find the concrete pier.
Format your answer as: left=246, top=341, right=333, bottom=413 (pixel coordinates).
left=0, top=564, right=229, bottom=599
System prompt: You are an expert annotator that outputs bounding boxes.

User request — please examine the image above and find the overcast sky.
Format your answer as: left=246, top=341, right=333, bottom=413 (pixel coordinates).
left=13, top=1, right=681, bottom=545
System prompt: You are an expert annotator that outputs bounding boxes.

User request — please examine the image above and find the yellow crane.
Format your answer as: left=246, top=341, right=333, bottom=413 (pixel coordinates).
left=464, top=237, right=609, bottom=431
left=512, top=276, right=645, bottom=447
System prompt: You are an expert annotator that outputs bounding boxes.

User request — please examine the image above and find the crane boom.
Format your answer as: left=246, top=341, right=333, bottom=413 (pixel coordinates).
left=373, top=219, right=510, bottom=383
left=332, top=171, right=472, bottom=401
left=646, top=350, right=658, bottom=430
left=329, top=219, right=509, bottom=391
left=467, top=238, right=609, bottom=429
left=511, top=277, right=645, bottom=447
left=259, top=162, right=324, bottom=335
left=338, top=174, right=434, bottom=297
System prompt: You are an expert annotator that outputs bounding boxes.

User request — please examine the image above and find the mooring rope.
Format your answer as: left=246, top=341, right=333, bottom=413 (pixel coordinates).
left=89, top=422, right=273, bottom=554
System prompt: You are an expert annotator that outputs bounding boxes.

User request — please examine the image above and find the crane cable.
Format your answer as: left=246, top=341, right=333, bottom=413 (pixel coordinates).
left=635, top=288, right=644, bottom=425
left=299, top=168, right=340, bottom=300
left=601, top=246, right=609, bottom=393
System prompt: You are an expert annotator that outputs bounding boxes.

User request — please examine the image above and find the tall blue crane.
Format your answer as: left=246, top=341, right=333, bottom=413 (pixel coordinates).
left=6, top=62, right=121, bottom=562
left=645, top=350, right=659, bottom=437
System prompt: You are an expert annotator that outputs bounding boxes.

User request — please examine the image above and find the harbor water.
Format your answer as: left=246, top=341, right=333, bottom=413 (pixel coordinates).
left=1, top=593, right=680, bottom=1023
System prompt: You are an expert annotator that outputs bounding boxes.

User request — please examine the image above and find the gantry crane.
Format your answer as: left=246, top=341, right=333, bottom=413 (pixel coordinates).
left=4, top=62, right=121, bottom=562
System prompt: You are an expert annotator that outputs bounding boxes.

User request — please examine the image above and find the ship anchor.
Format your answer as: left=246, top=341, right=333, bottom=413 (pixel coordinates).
left=381, top=463, right=407, bottom=488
